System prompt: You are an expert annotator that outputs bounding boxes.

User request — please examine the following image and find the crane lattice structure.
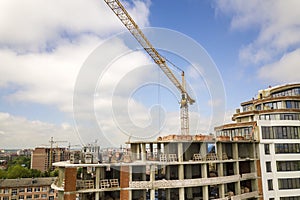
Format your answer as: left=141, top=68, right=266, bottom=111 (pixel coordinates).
left=104, top=0, right=195, bottom=135
left=48, top=137, right=68, bottom=171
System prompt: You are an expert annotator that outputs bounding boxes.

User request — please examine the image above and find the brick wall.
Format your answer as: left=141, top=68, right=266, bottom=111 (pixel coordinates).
left=64, top=168, right=77, bottom=200
left=120, top=165, right=130, bottom=200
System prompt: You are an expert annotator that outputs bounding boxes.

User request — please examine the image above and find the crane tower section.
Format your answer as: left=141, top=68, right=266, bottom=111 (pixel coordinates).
left=104, top=0, right=195, bottom=135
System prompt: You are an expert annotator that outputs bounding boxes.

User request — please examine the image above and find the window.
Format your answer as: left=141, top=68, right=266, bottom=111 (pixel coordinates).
left=263, top=126, right=300, bottom=139
left=49, top=196, right=54, bottom=200
left=265, top=144, right=270, bottom=154
left=41, top=194, right=47, bottom=199
left=26, top=195, right=32, bottom=200
left=3, top=197, right=9, bottom=200
left=280, top=196, right=300, bottom=200
left=12, top=188, right=17, bottom=196
left=278, top=178, right=300, bottom=190
left=42, top=187, right=48, bottom=192
left=27, top=188, right=32, bottom=192
left=34, top=187, right=40, bottom=192
left=19, top=188, right=25, bottom=193
left=275, top=143, right=300, bottom=154
left=34, top=194, right=39, bottom=198
left=266, top=162, right=272, bottom=172
left=268, top=179, right=273, bottom=190
left=18, top=195, right=24, bottom=200
left=277, top=161, right=300, bottom=171
left=4, top=189, right=9, bottom=194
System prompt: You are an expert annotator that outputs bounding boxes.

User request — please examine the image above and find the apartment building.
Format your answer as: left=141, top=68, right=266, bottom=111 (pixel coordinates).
left=216, top=83, right=300, bottom=199
left=0, top=177, right=57, bottom=200
left=31, top=147, right=69, bottom=172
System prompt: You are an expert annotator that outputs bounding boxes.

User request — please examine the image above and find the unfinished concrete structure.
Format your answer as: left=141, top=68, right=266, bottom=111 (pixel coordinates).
left=52, top=133, right=260, bottom=200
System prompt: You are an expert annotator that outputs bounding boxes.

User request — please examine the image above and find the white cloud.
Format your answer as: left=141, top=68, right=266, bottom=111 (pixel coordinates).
left=258, top=49, right=300, bottom=83
left=0, top=0, right=150, bottom=52
left=216, top=0, right=300, bottom=62
left=214, top=0, right=300, bottom=82
left=0, top=0, right=152, bottom=147
left=0, top=112, right=80, bottom=149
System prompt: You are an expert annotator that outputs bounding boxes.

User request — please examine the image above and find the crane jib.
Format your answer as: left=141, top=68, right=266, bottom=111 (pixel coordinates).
left=104, top=0, right=195, bottom=135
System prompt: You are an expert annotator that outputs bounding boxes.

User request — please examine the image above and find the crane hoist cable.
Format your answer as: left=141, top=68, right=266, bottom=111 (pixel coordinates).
left=103, top=0, right=195, bottom=135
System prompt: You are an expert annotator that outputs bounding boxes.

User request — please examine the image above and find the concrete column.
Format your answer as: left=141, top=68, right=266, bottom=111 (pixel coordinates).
left=165, top=166, right=171, bottom=199
left=140, top=143, right=146, bottom=161
left=217, top=163, right=225, bottom=198
left=185, top=165, right=193, bottom=199
left=150, top=165, right=156, bottom=200
left=232, top=143, right=240, bottom=195
left=177, top=142, right=183, bottom=162
left=95, top=167, right=100, bottom=200
left=136, top=144, right=140, bottom=160
left=201, top=163, right=208, bottom=199
left=178, top=163, right=185, bottom=200
left=232, top=143, right=238, bottom=160
left=150, top=143, right=154, bottom=159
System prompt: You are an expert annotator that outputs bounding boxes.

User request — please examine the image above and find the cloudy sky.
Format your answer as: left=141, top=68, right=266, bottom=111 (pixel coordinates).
left=0, top=0, right=299, bottom=148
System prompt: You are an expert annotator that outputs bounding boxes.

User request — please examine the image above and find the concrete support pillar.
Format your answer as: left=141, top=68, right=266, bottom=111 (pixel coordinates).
left=232, top=143, right=240, bottom=195
left=178, top=142, right=183, bottom=162
left=166, top=166, right=171, bottom=199
left=140, top=143, right=146, bottom=161
left=95, top=168, right=100, bottom=200
left=186, top=165, right=193, bottom=199
left=201, top=164, right=208, bottom=199
left=217, top=142, right=222, bottom=160
left=150, top=165, right=156, bottom=200
left=136, top=144, right=140, bottom=160
left=217, top=163, right=225, bottom=198
left=178, top=164, right=185, bottom=200
left=150, top=143, right=154, bottom=158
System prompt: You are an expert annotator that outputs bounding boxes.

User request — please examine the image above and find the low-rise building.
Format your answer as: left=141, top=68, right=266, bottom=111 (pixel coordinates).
left=0, top=177, right=58, bottom=200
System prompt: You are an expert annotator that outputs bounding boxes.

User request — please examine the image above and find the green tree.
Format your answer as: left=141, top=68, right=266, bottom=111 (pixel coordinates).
left=8, top=156, right=31, bottom=169
left=0, top=169, right=7, bottom=178
left=29, top=169, right=42, bottom=177
left=7, top=165, right=31, bottom=179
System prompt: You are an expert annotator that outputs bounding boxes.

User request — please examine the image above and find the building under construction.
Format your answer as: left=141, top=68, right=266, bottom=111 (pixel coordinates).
left=52, top=133, right=261, bottom=200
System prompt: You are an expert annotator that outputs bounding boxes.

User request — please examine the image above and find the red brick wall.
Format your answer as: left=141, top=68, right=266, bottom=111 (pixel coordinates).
left=120, top=165, right=130, bottom=200
left=64, top=168, right=77, bottom=200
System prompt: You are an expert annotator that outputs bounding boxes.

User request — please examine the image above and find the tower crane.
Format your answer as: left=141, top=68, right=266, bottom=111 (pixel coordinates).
left=103, top=0, right=195, bottom=135
left=48, top=137, right=68, bottom=171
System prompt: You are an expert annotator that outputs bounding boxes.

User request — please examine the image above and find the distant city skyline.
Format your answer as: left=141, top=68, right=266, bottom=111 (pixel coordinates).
left=0, top=0, right=300, bottom=148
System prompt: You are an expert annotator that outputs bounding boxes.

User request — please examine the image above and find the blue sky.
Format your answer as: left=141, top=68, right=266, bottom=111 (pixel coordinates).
left=0, top=0, right=299, bottom=148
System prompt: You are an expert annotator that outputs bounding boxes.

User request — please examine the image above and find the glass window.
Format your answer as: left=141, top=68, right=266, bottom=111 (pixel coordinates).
left=41, top=194, right=47, bottom=198
left=12, top=189, right=17, bottom=196
left=265, top=144, right=270, bottom=154
left=266, top=162, right=272, bottom=172
left=27, top=188, right=32, bottom=192
left=34, top=194, right=39, bottom=199
left=19, top=188, right=25, bottom=193
left=268, top=179, right=273, bottom=190
left=18, top=195, right=24, bottom=200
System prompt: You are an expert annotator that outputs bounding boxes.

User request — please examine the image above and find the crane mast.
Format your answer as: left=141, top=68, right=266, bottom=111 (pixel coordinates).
left=104, top=0, right=195, bottom=135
